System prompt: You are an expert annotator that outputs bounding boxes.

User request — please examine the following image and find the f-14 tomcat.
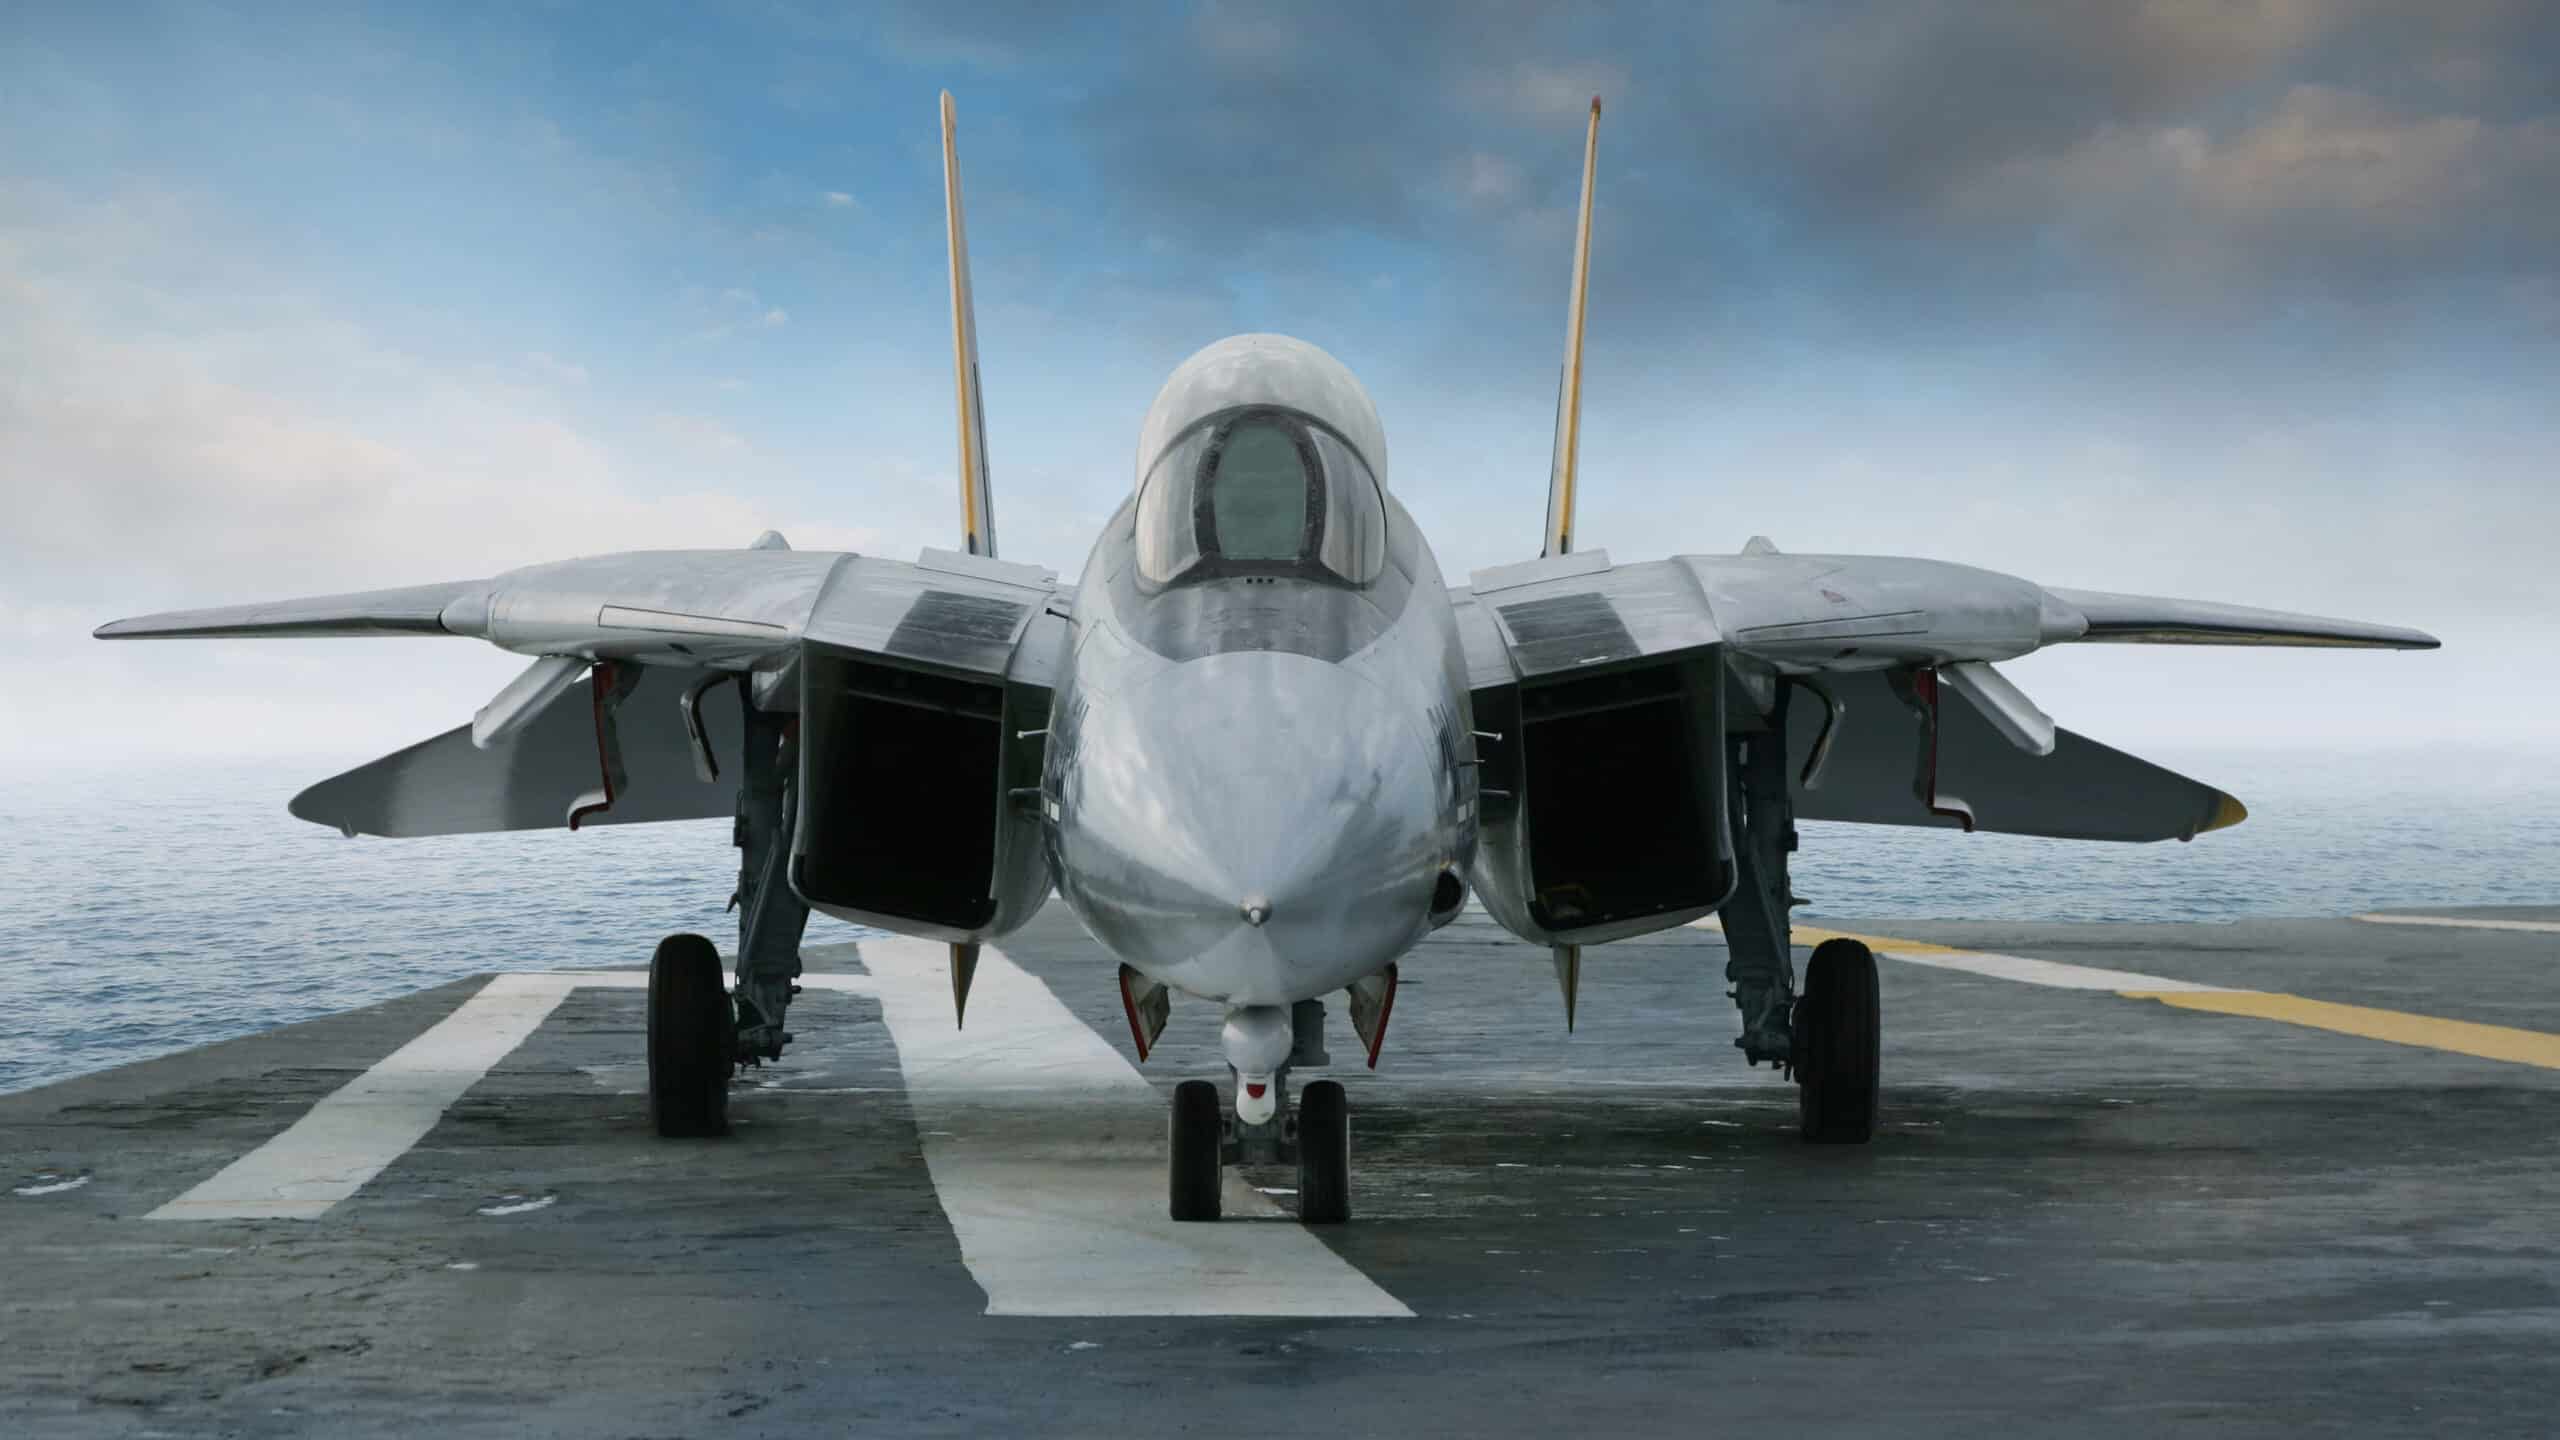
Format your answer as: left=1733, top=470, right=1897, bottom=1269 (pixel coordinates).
left=98, top=95, right=2437, bottom=1224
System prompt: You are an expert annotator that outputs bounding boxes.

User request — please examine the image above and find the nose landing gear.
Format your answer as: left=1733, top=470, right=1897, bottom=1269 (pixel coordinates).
left=1167, top=1000, right=1352, bottom=1225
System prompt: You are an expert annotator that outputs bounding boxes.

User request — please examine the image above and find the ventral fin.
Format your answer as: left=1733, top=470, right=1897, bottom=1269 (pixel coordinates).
left=950, top=942, right=980, bottom=1029
left=1118, top=964, right=1170, bottom=1062
left=1347, top=963, right=1399, bottom=1069
left=1553, top=943, right=1582, bottom=1032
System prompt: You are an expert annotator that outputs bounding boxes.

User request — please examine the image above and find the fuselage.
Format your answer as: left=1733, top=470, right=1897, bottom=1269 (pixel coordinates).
left=1041, top=335, right=1479, bottom=1007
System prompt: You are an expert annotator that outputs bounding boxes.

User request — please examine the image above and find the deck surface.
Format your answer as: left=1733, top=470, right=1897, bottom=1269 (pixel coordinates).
left=5, top=903, right=2557, bottom=1437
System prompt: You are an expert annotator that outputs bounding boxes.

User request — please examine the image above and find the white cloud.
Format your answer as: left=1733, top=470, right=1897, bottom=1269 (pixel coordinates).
left=650, top=411, right=753, bottom=457
left=521, top=350, right=588, bottom=386
left=681, top=285, right=793, bottom=341
left=1941, top=83, right=2560, bottom=296
left=821, top=189, right=856, bottom=208
left=1194, top=0, right=1297, bottom=61
left=1454, top=150, right=1524, bottom=207
left=0, top=183, right=893, bottom=770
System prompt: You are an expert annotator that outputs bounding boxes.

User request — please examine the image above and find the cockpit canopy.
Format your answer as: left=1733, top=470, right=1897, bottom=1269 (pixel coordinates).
left=1134, top=406, right=1387, bottom=588
left=1131, top=334, right=1392, bottom=590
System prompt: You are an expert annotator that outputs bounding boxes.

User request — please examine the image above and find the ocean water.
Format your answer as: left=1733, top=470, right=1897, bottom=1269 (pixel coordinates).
left=1, top=749, right=2552, bottom=1094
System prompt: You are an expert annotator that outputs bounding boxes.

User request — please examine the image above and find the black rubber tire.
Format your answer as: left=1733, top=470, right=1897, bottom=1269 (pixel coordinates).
left=1796, top=937, right=1880, bottom=1144
left=648, top=933, right=732, bottom=1139
left=1296, top=1080, right=1351, bottom=1225
left=1169, top=1079, right=1223, bottom=1221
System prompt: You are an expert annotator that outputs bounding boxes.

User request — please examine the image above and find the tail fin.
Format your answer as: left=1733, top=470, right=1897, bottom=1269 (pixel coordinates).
left=940, top=91, right=997, bottom=558
left=1542, top=96, right=1602, bottom=558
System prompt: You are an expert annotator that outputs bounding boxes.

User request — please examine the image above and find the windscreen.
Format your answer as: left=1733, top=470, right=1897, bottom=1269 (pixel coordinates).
left=1134, top=407, right=1385, bottom=588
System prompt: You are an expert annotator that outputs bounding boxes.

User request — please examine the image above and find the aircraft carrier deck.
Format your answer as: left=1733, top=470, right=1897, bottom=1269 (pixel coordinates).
left=6, top=903, right=2557, bottom=1437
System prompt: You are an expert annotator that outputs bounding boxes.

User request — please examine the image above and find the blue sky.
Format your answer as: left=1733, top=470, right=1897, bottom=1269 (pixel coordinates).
left=4, top=2, right=2555, bottom=770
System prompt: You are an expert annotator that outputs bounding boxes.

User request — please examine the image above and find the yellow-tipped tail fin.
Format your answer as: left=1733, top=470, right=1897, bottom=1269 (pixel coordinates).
left=1542, top=96, right=1601, bottom=558
left=941, top=91, right=997, bottom=557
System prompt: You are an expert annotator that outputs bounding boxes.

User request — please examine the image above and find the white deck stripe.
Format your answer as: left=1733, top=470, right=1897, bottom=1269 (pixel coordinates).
left=858, top=936, right=1412, bottom=1319
left=2354, top=913, right=2560, bottom=936
left=1863, top=947, right=2229, bottom=993
left=148, top=970, right=876, bottom=1221
left=1685, top=916, right=2229, bottom=993
left=148, top=973, right=580, bottom=1221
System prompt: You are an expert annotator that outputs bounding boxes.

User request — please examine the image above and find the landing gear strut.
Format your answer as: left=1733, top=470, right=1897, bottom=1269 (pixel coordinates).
left=1167, top=999, right=1350, bottom=1224
left=1725, top=686, right=1884, bottom=1141
left=647, top=688, right=810, bottom=1141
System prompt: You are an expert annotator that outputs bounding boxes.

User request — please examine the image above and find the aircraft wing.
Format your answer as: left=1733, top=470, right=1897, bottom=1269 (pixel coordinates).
left=96, top=544, right=853, bottom=665
left=93, top=581, right=494, bottom=639
left=1452, top=548, right=2436, bottom=691
left=97, top=542, right=1067, bottom=837
left=1452, top=545, right=2432, bottom=851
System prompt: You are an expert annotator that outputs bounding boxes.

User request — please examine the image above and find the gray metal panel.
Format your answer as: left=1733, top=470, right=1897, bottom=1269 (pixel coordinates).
left=474, top=549, right=850, bottom=662
left=1448, top=592, right=1518, bottom=693
left=94, top=581, right=487, bottom=639
left=1785, top=669, right=2236, bottom=843
left=1496, top=592, right=1639, bottom=673
left=803, top=555, right=1046, bottom=679
left=1469, top=549, right=1611, bottom=595
left=290, top=665, right=739, bottom=838
left=1686, top=553, right=2056, bottom=668
left=1474, top=558, right=1720, bottom=681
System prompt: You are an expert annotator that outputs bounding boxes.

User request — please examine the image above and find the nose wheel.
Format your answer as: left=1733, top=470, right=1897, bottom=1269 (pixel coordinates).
left=1165, top=1073, right=1355, bottom=1225
left=1168, top=1079, right=1223, bottom=1221
left=1295, top=1080, right=1350, bottom=1224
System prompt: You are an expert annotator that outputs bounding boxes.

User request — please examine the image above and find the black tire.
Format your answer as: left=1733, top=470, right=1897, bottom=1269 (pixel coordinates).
left=1296, top=1080, right=1351, bottom=1225
left=1796, top=937, right=1880, bottom=1144
left=1169, top=1079, right=1223, bottom=1222
left=649, top=933, right=732, bottom=1139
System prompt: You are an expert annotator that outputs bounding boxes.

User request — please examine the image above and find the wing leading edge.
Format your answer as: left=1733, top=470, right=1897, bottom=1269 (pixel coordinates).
left=2042, top=588, right=2439, bottom=649
left=93, top=581, right=488, bottom=640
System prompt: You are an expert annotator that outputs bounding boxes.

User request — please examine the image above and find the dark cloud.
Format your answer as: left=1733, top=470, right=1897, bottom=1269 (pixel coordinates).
left=885, top=1, right=2560, bottom=386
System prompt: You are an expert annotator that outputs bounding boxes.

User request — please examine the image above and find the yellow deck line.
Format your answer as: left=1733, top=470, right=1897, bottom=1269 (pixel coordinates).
left=2124, top=990, right=2560, bottom=1070
left=2352, top=912, right=2560, bottom=936
left=1789, top=923, right=1968, bottom=956
left=1693, top=916, right=2560, bottom=1072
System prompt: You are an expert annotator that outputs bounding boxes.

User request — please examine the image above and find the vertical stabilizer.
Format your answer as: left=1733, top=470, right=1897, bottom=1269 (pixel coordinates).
left=941, top=91, right=998, bottom=557
left=1542, top=96, right=1602, bottom=558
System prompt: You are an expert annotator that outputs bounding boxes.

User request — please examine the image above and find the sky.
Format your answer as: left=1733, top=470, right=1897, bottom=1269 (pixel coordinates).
left=4, top=1, right=2555, bottom=780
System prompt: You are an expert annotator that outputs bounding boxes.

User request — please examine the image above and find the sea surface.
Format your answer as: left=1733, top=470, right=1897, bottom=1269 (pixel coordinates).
left=2, top=749, right=2552, bottom=1094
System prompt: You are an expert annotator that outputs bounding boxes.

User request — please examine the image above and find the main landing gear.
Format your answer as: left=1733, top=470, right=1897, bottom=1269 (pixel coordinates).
left=646, top=690, right=812, bottom=1141
left=1169, top=1000, right=1351, bottom=1225
left=1726, top=689, right=1883, bottom=1142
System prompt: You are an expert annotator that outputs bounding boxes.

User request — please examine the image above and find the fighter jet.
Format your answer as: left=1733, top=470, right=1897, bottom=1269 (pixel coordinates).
left=97, top=95, right=2436, bottom=1224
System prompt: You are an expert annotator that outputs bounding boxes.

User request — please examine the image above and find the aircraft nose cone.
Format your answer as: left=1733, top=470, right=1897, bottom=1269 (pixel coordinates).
left=1057, top=651, right=1451, bottom=1003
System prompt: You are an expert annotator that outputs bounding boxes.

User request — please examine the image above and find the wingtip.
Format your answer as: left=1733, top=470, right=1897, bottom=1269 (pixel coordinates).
left=2201, top=791, right=2249, bottom=834
left=1590, top=95, right=1602, bottom=116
